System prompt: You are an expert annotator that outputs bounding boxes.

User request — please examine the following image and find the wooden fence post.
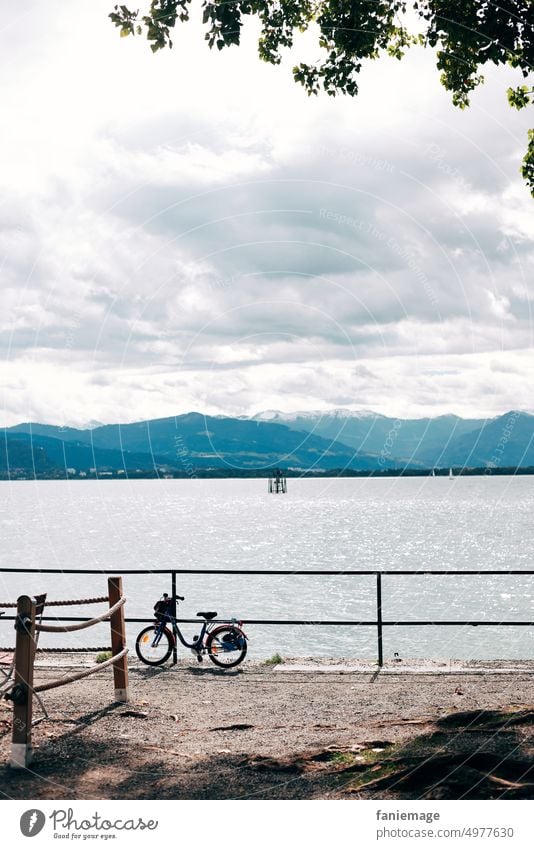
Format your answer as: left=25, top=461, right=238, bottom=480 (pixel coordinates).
left=10, top=595, right=37, bottom=768
left=108, top=577, right=128, bottom=703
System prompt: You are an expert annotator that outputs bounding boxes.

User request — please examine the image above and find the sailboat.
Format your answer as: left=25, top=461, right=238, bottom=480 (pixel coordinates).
left=448, top=467, right=454, bottom=480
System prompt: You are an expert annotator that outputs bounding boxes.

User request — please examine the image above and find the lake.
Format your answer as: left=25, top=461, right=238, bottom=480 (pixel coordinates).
left=0, top=476, right=532, bottom=659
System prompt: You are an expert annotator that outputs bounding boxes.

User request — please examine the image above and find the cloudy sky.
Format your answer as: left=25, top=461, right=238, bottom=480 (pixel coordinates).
left=1, top=1, right=533, bottom=426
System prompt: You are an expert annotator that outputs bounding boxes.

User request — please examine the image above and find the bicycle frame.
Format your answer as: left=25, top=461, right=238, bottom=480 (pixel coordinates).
left=151, top=615, right=247, bottom=655
left=152, top=615, right=213, bottom=652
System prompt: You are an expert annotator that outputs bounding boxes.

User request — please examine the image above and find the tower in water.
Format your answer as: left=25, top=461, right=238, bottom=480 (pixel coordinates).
left=268, top=468, right=287, bottom=493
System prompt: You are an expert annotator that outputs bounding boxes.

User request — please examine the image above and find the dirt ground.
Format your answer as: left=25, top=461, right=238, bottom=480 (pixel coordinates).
left=1, top=657, right=533, bottom=800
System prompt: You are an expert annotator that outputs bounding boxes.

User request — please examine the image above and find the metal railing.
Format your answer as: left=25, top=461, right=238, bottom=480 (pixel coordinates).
left=0, top=567, right=532, bottom=666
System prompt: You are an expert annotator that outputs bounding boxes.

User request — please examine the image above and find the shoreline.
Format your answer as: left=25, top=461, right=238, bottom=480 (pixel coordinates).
left=2, top=467, right=534, bottom=481
left=3, top=653, right=533, bottom=673
left=10, top=654, right=534, bottom=672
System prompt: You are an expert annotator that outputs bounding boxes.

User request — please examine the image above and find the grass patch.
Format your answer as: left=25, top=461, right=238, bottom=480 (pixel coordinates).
left=263, top=652, right=284, bottom=666
left=328, top=751, right=358, bottom=765
left=96, top=651, right=113, bottom=664
left=345, top=760, right=402, bottom=792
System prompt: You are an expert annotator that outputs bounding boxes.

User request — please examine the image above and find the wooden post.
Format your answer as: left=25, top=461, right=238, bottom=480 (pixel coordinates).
left=108, top=577, right=129, bottom=703
left=10, top=595, right=37, bottom=768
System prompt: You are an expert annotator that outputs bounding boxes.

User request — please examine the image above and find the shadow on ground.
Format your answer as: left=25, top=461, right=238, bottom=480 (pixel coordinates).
left=337, top=708, right=534, bottom=799
left=0, top=706, right=532, bottom=800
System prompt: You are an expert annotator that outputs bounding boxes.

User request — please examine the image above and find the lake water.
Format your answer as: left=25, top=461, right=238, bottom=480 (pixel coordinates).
left=0, top=477, right=532, bottom=660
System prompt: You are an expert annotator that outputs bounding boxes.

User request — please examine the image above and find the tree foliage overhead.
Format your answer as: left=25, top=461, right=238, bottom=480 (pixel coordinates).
left=110, top=1, right=533, bottom=194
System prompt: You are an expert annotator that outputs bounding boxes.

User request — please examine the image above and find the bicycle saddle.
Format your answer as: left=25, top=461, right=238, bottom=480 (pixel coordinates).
left=196, top=611, right=218, bottom=620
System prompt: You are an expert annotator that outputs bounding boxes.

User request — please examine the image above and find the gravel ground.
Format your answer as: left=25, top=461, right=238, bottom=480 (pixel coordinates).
left=0, top=656, right=532, bottom=800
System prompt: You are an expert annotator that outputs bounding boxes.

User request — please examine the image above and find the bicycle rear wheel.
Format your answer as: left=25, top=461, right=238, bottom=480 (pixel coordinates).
left=206, top=626, right=247, bottom=668
left=135, top=625, right=173, bottom=666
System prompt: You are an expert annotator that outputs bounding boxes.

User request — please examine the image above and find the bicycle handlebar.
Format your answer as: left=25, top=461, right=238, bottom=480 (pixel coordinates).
left=176, top=595, right=185, bottom=602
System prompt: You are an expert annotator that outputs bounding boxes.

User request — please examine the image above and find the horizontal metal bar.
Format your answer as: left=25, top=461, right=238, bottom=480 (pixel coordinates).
left=0, top=568, right=182, bottom=574
left=1, top=616, right=533, bottom=626
left=165, top=570, right=534, bottom=576
left=0, top=568, right=532, bottom=575
left=381, top=621, right=534, bottom=626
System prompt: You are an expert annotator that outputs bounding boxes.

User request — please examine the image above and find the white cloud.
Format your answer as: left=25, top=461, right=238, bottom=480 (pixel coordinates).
left=0, top=0, right=533, bottom=425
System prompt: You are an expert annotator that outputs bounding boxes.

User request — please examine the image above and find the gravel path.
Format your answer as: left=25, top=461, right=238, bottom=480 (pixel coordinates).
left=0, top=657, right=532, bottom=800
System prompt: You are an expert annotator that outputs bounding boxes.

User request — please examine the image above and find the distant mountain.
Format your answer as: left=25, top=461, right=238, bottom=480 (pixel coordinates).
left=3, top=413, right=392, bottom=475
left=0, top=437, right=55, bottom=475
left=253, top=408, right=379, bottom=423
left=0, top=431, right=170, bottom=474
left=251, top=410, right=487, bottom=466
left=3, top=409, right=533, bottom=478
left=435, top=412, right=534, bottom=468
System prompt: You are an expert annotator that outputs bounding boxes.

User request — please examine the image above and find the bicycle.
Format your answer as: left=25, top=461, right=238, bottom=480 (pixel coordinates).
left=135, top=594, right=248, bottom=669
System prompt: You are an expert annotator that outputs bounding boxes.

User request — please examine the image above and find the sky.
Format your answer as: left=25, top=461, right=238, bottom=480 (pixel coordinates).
left=0, top=0, right=533, bottom=426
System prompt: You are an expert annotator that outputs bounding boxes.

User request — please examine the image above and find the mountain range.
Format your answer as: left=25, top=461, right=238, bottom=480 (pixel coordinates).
left=252, top=410, right=534, bottom=469
left=1, top=409, right=533, bottom=477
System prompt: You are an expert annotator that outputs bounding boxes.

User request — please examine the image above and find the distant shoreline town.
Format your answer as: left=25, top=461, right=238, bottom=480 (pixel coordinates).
left=2, top=467, right=533, bottom=482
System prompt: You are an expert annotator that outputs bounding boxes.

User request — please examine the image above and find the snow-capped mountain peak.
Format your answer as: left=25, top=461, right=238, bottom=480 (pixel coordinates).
left=251, top=408, right=382, bottom=422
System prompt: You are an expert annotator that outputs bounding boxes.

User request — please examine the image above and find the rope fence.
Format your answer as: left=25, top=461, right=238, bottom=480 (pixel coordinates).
left=1, top=646, right=112, bottom=654
left=38, top=596, right=110, bottom=607
left=3, top=577, right=129, bottom=770
left=0, top=596, right=109, bottom=608
left=35, top=596, right=126, bottom=632
left=34, top=648, right=128, bottom=693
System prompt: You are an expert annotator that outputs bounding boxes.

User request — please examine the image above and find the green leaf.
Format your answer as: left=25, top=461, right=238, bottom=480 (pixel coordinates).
left=108, top=0, right=534, bottom=195
left=507, top=85, right=531, bottom=110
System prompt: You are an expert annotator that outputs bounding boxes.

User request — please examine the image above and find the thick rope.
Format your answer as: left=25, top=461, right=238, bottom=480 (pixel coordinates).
left=33, top=647, right=128, bottom=693
left=1, top=596, right=109, bottom=609
left=45, top=596, right=109, bottom=607
left=0, top=647, right=113, bottom=653
left=37, top=646, right=113, bottom=653
left=35, top=596, right=126, bottom=632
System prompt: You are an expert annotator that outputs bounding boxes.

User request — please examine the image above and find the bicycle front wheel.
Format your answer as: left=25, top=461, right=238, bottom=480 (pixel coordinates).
left=206, top=626, right=247, bottom=669
left=135, top=625, right=173, bottom=666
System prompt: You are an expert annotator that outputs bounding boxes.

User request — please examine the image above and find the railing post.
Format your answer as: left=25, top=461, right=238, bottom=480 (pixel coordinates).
left=376, top=573, right=384, bottom=667
left=171, top=570, right=178, bottom=665
left=108, top=577, right=128, bottom=703
left=10, top=595, right=37, bottom=768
